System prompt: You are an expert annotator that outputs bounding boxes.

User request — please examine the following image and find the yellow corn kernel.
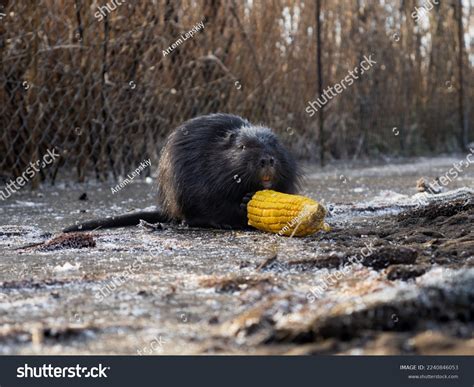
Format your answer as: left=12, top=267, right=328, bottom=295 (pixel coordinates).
left=247, top=190, right=331, bottom=237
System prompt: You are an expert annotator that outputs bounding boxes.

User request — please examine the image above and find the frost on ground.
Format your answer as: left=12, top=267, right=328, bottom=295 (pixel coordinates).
left=0, top=157, right=473, bottom=355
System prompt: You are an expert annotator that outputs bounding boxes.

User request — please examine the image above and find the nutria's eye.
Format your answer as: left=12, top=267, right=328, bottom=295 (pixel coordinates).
left=240, top=145, right=246, bottom=150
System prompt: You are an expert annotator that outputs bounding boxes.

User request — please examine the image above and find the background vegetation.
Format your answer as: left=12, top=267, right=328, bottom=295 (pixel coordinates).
left=0, top=0, right=472, bottom=184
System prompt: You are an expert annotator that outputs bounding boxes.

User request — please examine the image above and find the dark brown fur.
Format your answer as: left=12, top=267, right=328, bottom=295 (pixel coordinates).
left=64, top=113, right=300, bottom=232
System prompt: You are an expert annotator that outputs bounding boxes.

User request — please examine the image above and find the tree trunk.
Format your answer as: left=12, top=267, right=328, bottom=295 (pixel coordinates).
left=455, top=0, right=468, bottom=148
left=315, top=0, right=325, bottom=166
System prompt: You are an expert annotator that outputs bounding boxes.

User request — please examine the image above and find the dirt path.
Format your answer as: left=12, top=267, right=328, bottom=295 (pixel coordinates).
left=0, top=157, right=473, bottom=354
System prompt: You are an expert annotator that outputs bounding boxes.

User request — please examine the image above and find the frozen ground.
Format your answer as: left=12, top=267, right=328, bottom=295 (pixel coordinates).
left=0, top=156, right=473, bottom=355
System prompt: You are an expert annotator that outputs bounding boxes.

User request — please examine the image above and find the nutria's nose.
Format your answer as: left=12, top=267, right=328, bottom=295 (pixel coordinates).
left=260, top=156, right=275, bottom=167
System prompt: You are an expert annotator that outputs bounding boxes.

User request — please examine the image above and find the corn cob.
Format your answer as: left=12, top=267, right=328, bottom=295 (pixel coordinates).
left=247, top=190, right=331, bottom=237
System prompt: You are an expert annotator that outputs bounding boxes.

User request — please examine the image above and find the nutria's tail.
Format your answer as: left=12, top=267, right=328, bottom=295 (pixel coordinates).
left=63, top=211, right=169, bottom=233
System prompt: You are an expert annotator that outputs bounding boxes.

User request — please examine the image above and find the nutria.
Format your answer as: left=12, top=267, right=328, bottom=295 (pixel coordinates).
left=63, top=113, right=301, bottom=232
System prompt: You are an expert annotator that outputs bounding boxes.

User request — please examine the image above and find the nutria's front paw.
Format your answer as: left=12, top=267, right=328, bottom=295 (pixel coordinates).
left=208, top=221, right=233, bottom=230
left=240, top=192, right=255, bottom=211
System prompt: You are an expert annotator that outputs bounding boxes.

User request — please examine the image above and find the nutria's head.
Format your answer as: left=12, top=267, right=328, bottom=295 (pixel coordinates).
left=224, top=125, right=300, bottom=194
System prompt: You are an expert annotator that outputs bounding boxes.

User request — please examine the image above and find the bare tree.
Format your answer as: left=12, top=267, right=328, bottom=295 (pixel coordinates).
left=455, top=0, right=468, bottom=148
left=315, top=0, right=325, bottom=166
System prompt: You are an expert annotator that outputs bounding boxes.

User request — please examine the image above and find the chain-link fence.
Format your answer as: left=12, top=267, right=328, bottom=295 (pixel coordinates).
left=1, top=0, right=472, bottom=185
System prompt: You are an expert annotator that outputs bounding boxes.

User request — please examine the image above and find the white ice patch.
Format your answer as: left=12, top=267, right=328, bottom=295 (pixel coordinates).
left=9, top=200, right=45, bottom=208
left=330, top=187, right=473, bottom=222
left=142, top=205, right=158, bottom=212
left=366, top=190, right=409, bottom=205
left=417, top=266, right=474, bottom=289
left=53, top=262, right=81, bottom=273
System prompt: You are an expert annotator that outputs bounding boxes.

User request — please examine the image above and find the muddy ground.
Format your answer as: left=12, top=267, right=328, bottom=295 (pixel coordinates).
left=0, top=157, right=473, bottom=355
